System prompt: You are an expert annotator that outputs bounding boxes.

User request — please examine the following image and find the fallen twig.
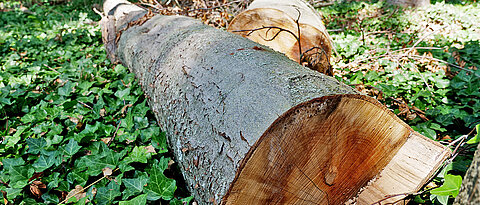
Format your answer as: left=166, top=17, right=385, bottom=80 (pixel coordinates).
left=58, top=168, right=119, bottom=204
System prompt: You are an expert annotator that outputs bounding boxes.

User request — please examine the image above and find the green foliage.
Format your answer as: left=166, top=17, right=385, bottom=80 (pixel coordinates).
left=0, top=2, right=191, bottom=204
left=466, top=124, right=480, bottom=144
left=430, top=174, right=462, bottom=205
left=321, top=1, right=480, bottom=204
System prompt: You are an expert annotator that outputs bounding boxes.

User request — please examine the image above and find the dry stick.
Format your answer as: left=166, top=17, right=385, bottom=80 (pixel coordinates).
left=58, top=168, right=119, bottom=205
left=77, top=101, right=93, bottom=110
left=370, top=180, right=442, bottom=205
left=107, top=120, right=122, bottom=147
left=408, top=55, right=480, bottom=77
left=186, top=0, right=242, bottom=12
left=312, top=2, right=334, bottom=7
left=406, top=25, right=448, bottom=55
left=398, top=25, right=449, bottom=93
left=43, top=64, right=61, bottom=74
left=345, top=47, right=441, bottom=66
left=398, top=57, right=434, bottom=95
left=295, top=8, right=302, bottom=61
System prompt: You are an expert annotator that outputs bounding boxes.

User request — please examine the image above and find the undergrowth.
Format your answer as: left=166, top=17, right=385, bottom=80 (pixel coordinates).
left=0, top=1, right=191, bottom=204
left=322, top=1, right=479, bottom=204
left=0, top=0, right=479, bottom=204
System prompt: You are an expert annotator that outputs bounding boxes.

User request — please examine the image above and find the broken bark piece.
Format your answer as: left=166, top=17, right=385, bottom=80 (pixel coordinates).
left=101, top=1, right=450, bottom=204
left=228, top=0, right=334, bottom=75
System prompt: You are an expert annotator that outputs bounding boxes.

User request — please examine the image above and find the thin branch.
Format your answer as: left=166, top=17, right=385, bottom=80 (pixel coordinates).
left=408, top=55, right=480, bottom=77
left=186, top=0, right=242, bottom=12
left=107, top=121, right=122, bottom=147
left=295, top=8, right=302, bottom=61
left=43, top=64, right=60, bottom=74
left=77, top=101, right=93, bottom=110
left=406, top=25, right=448, bottom=55
left=58, top=168, right=119, bottom=204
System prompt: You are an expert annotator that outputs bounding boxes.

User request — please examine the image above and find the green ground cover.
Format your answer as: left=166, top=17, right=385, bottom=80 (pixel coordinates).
left=0, top=1, right=191, bottom=204
left=0, top=0, right=479, bottom=204
left=322, top=1, right=480, bottom=204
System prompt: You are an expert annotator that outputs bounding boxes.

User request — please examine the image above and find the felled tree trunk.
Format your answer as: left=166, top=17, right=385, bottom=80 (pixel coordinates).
left=454, top=143, right=480, bottom=204
left=101, top=0, right=449, bottom=204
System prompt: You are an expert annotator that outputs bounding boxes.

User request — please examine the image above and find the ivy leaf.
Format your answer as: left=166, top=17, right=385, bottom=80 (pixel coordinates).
left=144, top=159, right=176, bottom=201
left=9, top=166, right=33, bottom=189
left=47, top=172, right=61, bottom=189
left=6, top=188, right=22, bottom=201
left=124, top=146, right=150, bottom=164
left=0, top=170, right=9, bottom=184
left=467, top=124, right=480, bottom=144
left=170, top=196, right=194, bottom=205
left=96, top=181, right=121, bottom=205
left=431, top=194, right=449, bottom=205
left=431, top=174, right=462, bottom=197
left=58, top=81, right=74, bottom=96
left=152, top=131, right=168, bottom=154
left=119, top=194, right=147, bottom=205
left=2, top=158, right=25, bottom=170
left=6, top=126, right=27, bottom=148
left=27, top=137, right=47, bottom=154
left=61, top=139, right=82, bottom=156
left=41, top=192, right=60, bottom=204
left=75, top=145, right=126, bottom=176
left=32, top=154, right=56, bottom=172
left=115, top=88, right=131, bottom=99
left=122, top=175, right=149, bottom=200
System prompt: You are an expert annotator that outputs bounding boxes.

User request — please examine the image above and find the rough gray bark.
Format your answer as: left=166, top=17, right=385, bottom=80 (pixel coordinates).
left=454, top=143, right=480, bottom=204
left=387, top=0, right=430, bottom=7
left=102, top=0, right=356, bottom=203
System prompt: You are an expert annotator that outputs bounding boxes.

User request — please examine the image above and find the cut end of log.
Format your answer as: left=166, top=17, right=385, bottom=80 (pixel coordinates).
left=222, top=94, right=449, bottom=204
left=227, top=0, right=333, bottom=75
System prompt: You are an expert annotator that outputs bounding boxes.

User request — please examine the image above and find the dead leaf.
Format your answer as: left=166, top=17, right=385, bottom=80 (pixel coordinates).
left=100, top=108, right=106, bottom=117
left=66, top=185, right=86, bottom=202
left=440, top=135, right=452, bottom=142
left=102, top=167, right=113, bottom=176
left=120, top=104, right=133, bottom=115
left=30, top=181, right=46, bottom=198
left=32, top=180, right=46, bottom=188
left=68, top=115, right=83, bottom=125
left=100, top=138, right=111, bottom=144
left=144, top=145, right=156, bottom=153
left=8, top=128, right=16, bottom=134
left=29, top=185, right=41, bottom=198
left=168, top=160, right=175, bottom=170
left=406, top=112, right=417, bottom=121
left=91, top=187, right=97, bottom=197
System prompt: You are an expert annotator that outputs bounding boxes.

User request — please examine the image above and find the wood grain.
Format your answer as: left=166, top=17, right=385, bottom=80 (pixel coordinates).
left=223, top=95, right=426, bottom=204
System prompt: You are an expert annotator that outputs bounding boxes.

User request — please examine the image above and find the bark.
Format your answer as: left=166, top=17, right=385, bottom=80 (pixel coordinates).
left=100, top=1, right=449, bottom=204
left=454, top=143, right=480, bottom=204
left=387, top=0, right=430, bottom=7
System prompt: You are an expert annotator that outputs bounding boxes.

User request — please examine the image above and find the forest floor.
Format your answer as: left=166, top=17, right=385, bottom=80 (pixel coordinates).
left=0, top=0, right=479, bottom=204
